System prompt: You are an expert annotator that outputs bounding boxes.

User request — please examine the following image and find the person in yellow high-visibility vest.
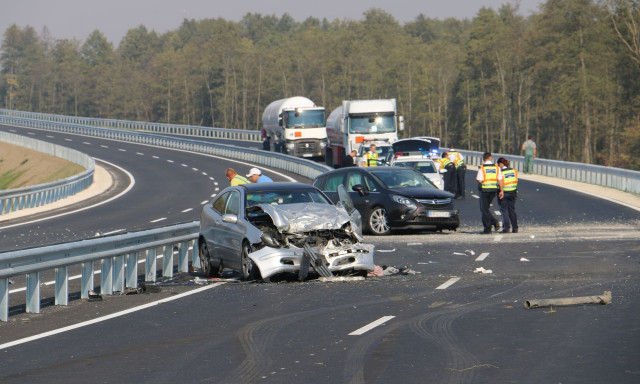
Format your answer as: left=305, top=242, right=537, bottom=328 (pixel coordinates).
left=448, top=146, right=466, bottom=199
left=225, top=168, right=250, bottom=186
left=438, top=152, right=457, bottom=194
left=476, top=152, right=504, bottom=234
left=497, top=157, right=518, bottom=233
left=363, top=144, right=378, bottom=167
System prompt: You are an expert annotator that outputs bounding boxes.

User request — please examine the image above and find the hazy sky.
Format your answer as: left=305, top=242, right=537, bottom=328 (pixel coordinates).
left=3, top=0, right=546, bottom=44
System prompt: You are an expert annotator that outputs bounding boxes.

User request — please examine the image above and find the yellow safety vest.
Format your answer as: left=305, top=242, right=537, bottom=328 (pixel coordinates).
left=480, top=164, right=499, bottom=191
left=231, top=175, right=250, bottom=186
left=438, top=158, right=452, bottom=169
left=365, top=151, right=378, bottom=167
left=502, top=167, right=518, bottom=192
left=449, top=151, right=465, bottom=167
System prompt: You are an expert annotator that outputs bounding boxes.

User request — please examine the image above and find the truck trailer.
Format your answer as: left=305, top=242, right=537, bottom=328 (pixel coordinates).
left=261, top=96, right=327, bottom=160
left=325, top=98, right=403, bottom=167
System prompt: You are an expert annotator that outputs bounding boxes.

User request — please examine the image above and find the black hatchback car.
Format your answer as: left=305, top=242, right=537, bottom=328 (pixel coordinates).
left=313, top=167, right=459, bottom=235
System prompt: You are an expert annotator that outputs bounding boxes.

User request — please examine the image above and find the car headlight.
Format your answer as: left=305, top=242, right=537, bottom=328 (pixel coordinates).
left=391, top=195, right=417, bottom=210
left=286, top=143, right=295, bottom=149
left=320, top=142, right=327, bottom=148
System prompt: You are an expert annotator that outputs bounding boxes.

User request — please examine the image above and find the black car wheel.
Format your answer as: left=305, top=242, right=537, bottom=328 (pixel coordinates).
left=367, top=207, right=391, bottom=236
left=241, top=242, right=261, bottom=280
left=199, top=240, right=220, bottom=277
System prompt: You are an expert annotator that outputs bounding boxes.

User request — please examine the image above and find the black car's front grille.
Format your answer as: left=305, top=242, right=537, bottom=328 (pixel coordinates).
left=416, top=198, right=452, bottom=208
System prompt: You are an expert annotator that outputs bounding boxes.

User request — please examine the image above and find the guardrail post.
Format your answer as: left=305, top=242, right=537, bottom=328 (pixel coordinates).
left=126, top=252, right=138, bottom=288
left=145, top=248, right=157, bottom=282
left=26, top=272, right=40, bottom=314
left=192, top=238, right=200, bottom=269
left=113, top=255, right=125, bottom=293
left=178, top=241, right=189, bottom=273
left=162, top=245, right=173, bottom=278
left=55, top=266, right=68, bottom=306
left=1, top=278, right=8, bottom=322
left=81, top=261, right=94, bottom=299
left=101, top=258, right=113, bottom=295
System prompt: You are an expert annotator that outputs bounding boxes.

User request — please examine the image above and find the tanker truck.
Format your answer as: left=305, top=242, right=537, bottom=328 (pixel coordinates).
left=325, top=98, right=404, bottom=167
left=261, top=96, right=327, bottom=160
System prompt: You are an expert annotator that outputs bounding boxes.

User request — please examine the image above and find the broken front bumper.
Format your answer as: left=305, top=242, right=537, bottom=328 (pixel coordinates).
left=248, top=243, right=375, bottom=279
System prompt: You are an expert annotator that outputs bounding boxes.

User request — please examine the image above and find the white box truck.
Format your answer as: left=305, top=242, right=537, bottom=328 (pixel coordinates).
left=325, top=98, right=403, bottom=167
left=261, top=96, right=327, bottom=160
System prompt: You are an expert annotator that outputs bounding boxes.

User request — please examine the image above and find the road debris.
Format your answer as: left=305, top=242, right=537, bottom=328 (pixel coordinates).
left=474, top=267, right=493, bottom=274
left=525, top=291, right=612, bottom=309
left=520, top=257, right=530, bottom=262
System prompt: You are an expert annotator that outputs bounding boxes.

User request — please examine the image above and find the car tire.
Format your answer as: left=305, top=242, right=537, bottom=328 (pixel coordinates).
left=199, top=240, right=221, bottom=277
left=367, top=207, right=391, bottom=236
left=241, top=242, right=261, bottom=281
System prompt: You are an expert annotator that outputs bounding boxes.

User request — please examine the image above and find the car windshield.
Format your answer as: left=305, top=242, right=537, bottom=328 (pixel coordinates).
left=348, top=113, right=396, bottom=134
left=284, top=109, right=325, bottom=128
left=394, top=161, right=438, bottom=174
left=370, top=168, right=437, bottom=189
left=246, top=189, right=332, bottom=206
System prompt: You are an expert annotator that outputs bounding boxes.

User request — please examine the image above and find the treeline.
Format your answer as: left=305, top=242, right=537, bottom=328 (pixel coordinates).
left=1, top=0, right=640, bottom=170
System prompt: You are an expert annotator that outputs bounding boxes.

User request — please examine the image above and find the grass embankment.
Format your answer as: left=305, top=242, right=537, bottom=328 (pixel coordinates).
left=0, top=142, right=85, bottom=190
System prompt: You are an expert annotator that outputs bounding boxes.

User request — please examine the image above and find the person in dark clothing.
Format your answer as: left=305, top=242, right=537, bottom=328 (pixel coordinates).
left=439, top=152, right=457, bottom=195
left=341, top=150, right=358, bottom=167
left=497, top=157, right=519, bottom=233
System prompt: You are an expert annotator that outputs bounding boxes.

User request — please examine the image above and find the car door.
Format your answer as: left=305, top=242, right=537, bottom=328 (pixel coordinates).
left=315, top=171, right=346, bottom=204
left=345, top=170, right=378, bottom=220
left=201, top=191, right=229, bottom=265
left=216, top=189, right=249, bottom=268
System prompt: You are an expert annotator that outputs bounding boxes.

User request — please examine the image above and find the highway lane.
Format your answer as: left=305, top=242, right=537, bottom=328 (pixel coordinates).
left=0, top=125, right=302, bottom=251
left=0, top=226, right=637, bottom=383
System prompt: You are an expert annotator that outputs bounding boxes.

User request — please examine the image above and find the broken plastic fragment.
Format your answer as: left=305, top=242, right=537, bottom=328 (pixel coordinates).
left=474, top=267, right=493, bottom=274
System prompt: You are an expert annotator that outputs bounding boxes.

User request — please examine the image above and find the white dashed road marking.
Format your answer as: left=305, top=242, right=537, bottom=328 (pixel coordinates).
left=349, top=316, right=396, bottom=336
left=436, top=277, right=461, bottom=290
left=475, top=252, right=490, bottom=261
left=182, top=208, right=193, bottom=213
left=150, top=217, right=167, bottom=223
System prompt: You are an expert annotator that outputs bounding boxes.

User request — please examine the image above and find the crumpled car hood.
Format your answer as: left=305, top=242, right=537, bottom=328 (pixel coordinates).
left=257, top=203, right=355, bottom=233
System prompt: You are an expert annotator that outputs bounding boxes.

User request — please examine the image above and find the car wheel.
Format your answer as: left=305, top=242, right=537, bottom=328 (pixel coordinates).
left=241, top=242, right=261, bottom=281
left=199, top=240, right=220, bottom=277
left=367, top=207, right=391, bottom=236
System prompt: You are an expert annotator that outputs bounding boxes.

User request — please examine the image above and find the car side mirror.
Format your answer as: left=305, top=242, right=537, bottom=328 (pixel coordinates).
left=352, top=184, right=367, bottom=196
left=222, top=214, right=238, bottom=224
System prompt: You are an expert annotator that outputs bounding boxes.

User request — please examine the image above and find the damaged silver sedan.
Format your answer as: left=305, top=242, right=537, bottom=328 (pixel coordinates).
left=198, top=182, right=375, bottom=281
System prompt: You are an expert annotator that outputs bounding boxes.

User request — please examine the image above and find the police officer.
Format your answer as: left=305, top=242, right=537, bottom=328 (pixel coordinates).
left=448, top=146, right=466, bottom=199
left=497, top=157, right=518, bottom=233
left=363, top=144, right=378, bottom=167
left=439, top=152, right=457, bottom=195
left=476, top=152, right=504, bottom=234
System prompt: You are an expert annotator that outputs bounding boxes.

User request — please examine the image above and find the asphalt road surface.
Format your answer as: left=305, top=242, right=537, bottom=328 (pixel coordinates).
left=1, top=125, right=639, bottom=383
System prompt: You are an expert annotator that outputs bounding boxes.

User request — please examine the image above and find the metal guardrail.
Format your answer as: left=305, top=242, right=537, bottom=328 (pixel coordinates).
left=0, top=115, right=331, bottom=182
left=0, top=131, right=95, bottom=215
left=0, top=221, right=200, bottom=322
left=0, top=109, right=262, bottom=142
left=456, top=150, right=640, bottom=195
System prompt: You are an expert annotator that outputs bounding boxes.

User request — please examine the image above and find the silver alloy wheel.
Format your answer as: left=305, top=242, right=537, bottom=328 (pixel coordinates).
left=199, top=241, right=212, bottom=276
left=241, top=243, right=256, bottom=280
left=369, top=207, right=390, bottom=235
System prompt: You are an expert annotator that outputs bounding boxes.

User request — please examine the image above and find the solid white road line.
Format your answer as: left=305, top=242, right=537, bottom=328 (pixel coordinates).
left=436, top=277, right=460, bottom=290
left=349, top=316, right=396, bottom=336
left=475, top=252, right=489, bottom=261
left=0, top=283, right=226, bottom=350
